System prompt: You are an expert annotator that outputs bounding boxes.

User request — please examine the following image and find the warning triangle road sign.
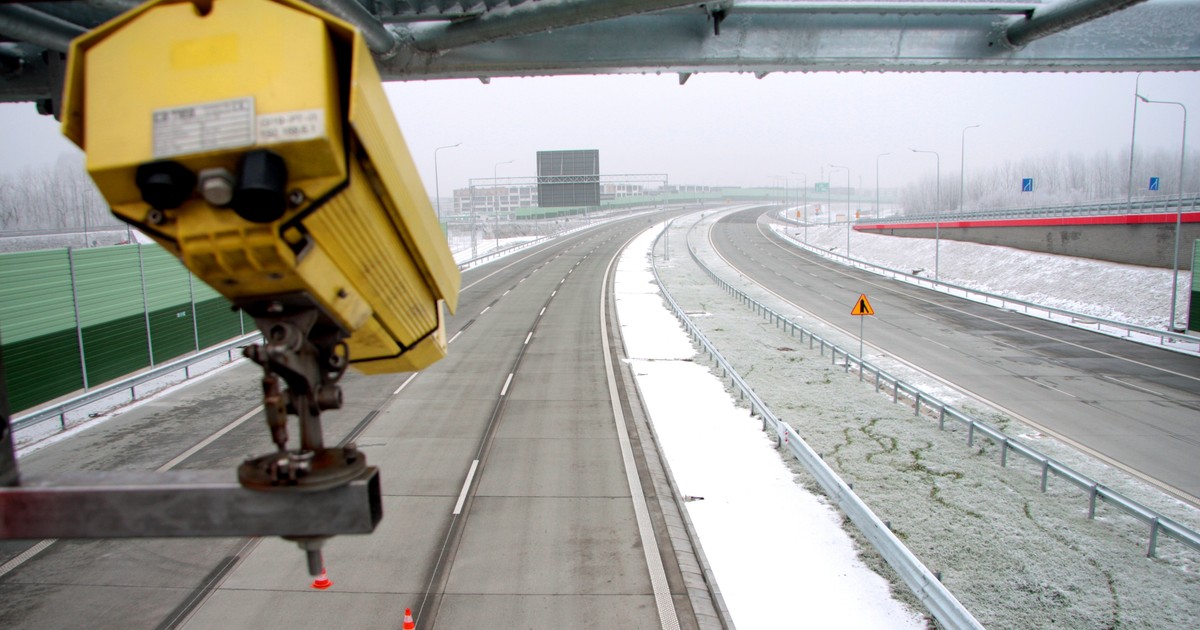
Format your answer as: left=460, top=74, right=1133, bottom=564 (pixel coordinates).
left=851, top=294, right=875, bottom=316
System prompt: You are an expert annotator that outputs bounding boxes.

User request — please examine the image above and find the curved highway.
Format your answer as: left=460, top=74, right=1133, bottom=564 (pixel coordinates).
left=707, top=208, right=1200, bottom=506
left=1, top=211, right=716, bottom=629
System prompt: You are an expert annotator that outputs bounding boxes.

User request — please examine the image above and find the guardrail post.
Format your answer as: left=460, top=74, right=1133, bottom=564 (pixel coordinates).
left=1001, top=439, right=1009, bottom=467
left=1148, top=518, right=1160, bottom=557
left=967, top=421, right=975, bottom=446
left=1041, top=460, right=1050, bottom=492
left=892, top=381, right=898, bottom=403
left=1088, top=484, right=1099, bottom=519
left=938, top=407, right=946, bottom=431
left=914, top=392, right=921, bottom=416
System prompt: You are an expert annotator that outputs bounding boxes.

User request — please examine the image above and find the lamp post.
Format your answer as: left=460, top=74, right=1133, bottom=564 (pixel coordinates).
left=830, top=164, right=849, bottom=254
left=960, top=125, right=980, bottom=215
left=433, top=142, right=460, bottom=224
left=493, top=159, right=514, bottom=252
left=1137, top=94, right=1188, bottom=332
left=911, top=148, right=941, bottom=280
left=1126, top=72, right=1144, bottom=207
left=792, top=171, right=807, bottom=243
left=875, top=153, right=890, bottom=220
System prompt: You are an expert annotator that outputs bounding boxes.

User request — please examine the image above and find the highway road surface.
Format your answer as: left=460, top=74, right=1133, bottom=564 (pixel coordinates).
left=705, top=208, right=1200, bottom=506
left=1, top=210, right=722, bottom=629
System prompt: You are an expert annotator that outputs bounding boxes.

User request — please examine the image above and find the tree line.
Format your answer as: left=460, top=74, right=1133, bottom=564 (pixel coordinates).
left=900, top=147, right=1200, bottom=215
left=0, top=154, right=118, bottom=232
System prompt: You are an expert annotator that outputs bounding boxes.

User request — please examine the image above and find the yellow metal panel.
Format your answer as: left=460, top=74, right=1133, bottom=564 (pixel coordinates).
left=348, top=38, right=461, bottom=313
left=74, top=0, right=344, bottom=208
left=61, top=0, right=459, bottom=375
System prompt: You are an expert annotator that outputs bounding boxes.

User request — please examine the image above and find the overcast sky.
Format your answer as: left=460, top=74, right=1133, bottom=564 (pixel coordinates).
left=1, top=71, right=1195, bottom=196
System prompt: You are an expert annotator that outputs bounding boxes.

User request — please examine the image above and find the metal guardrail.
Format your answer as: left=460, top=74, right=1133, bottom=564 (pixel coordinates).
left=774, top=213, right=1200, bottom=355
left=13, top=207, right=665, bottom=440
left=649, top=225, right=985, bottom=630
left=860, top=195, right=1200, bottom=225
left=678, top=220, right=1200, bottom=561
left=12, top=333, right=260, bottom=437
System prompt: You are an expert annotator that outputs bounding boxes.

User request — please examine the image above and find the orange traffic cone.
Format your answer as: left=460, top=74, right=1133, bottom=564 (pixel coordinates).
left=402, top=608, right=415, bottom=630
left=311, top=568, right=333, bottom=590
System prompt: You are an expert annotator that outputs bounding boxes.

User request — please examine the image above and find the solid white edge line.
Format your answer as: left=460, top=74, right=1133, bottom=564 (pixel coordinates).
left=393, top=372, right=419, bottom=396
left=156, top=405, right=264, bottom=472
left=500, top=373, right=514, bottom=397
left=452, top=460, right=480, bottom=516
left=600, top=230, right=681, bottom=630
left=0, top=539, right=56, bottom=579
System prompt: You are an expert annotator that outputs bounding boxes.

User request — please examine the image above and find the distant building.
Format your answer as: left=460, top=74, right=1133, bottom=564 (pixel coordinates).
left=449, top=181, right=647, bottom=217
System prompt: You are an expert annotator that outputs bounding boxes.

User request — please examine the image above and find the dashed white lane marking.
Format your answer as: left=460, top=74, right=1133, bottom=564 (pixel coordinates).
left=452, top=460, right=480, bottom=516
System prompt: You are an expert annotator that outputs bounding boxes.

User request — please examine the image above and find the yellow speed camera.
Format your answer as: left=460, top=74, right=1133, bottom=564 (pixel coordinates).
left=61, top=0, right=459, bottom=374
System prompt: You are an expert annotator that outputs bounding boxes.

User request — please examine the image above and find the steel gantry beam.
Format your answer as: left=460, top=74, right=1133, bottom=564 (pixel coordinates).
left=0, top=0, right=1198, bottom=104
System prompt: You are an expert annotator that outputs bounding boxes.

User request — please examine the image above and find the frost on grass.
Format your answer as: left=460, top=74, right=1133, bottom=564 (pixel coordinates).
left=658, top=219, right=1200, bottom=629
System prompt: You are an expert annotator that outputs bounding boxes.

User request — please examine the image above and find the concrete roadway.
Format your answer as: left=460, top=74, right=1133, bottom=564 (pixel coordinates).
left=1, top=211, right=717, bottom=629
left=707, top=208, right=1200, bottom=506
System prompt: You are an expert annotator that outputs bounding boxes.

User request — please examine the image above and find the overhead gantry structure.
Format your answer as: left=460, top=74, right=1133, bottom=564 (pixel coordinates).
left=2, top=0, right=1200, bottom=109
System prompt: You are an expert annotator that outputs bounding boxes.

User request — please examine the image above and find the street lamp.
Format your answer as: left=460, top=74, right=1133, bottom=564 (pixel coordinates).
left=1126, top=72, right=1144, bottom=207
left=911, top=148, right=941, bottom=280
left=493, top=159, right=515, bottom=252
left=1137, top=94, right=1188, bottom=332
left=875, top=153, right=890, bottom=220
left=830, top=164, right=849, bottom=254
left=791, top=171, right=807, bottom=243
left=960, top=125, right=980, bottom=215
left=433, top=142, right=460, bottom=223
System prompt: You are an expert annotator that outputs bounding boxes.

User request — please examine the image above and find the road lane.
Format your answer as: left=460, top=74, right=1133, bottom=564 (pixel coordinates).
left=2, top=212, right=715, bottom=629
left=707, top=208, right=1200, bottom=505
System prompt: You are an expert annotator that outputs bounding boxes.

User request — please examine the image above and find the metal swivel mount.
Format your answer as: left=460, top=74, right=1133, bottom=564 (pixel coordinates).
left=238, top=298, right=367, bottom=574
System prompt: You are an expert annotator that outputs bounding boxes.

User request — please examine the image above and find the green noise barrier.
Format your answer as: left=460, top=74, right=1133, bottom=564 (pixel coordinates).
left=0, top=243, right=250, bottom=413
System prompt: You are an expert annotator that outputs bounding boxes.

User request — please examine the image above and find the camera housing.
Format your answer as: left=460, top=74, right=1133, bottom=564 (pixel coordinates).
left=61, top=0, right=460, bottom=374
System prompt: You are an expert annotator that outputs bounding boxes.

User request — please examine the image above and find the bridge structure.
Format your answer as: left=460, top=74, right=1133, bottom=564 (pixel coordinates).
left=3, top=0, right=1200, bottom=110
left=854, top=202, right=1200, bottom=270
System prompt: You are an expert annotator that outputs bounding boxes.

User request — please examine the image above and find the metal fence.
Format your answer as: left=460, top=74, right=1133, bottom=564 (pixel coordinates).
left=860, top=195, right=1200, bottom=225
left=677, top=219, right=1200, bottom=560
left=0, top=244, right=251, bottom=414
left=650, top=224, right=984, bottom=630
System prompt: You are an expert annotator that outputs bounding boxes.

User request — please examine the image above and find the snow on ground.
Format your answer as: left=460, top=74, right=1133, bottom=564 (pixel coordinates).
left=614, top=227, right=926, bottom=629
left=778, top=212, right=1191, bottom=331
left=634, top=208, right=1200, bottom=628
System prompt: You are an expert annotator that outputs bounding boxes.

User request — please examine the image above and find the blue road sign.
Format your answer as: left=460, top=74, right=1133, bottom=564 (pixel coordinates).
left=1021, top=178, right=1034, bottom=192
left=1150, top=177, right=1161, bottom=191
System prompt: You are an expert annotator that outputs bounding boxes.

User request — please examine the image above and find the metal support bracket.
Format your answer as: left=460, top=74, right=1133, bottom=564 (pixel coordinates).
left=0, top=468, right=382, bottom=539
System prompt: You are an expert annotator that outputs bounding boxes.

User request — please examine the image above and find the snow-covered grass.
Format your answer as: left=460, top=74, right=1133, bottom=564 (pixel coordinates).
left=635, top=209, right=1200, bottom=628
left=778, top=214, right=1192, bottom=333
left=615, top=225, right=927, bottom=629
